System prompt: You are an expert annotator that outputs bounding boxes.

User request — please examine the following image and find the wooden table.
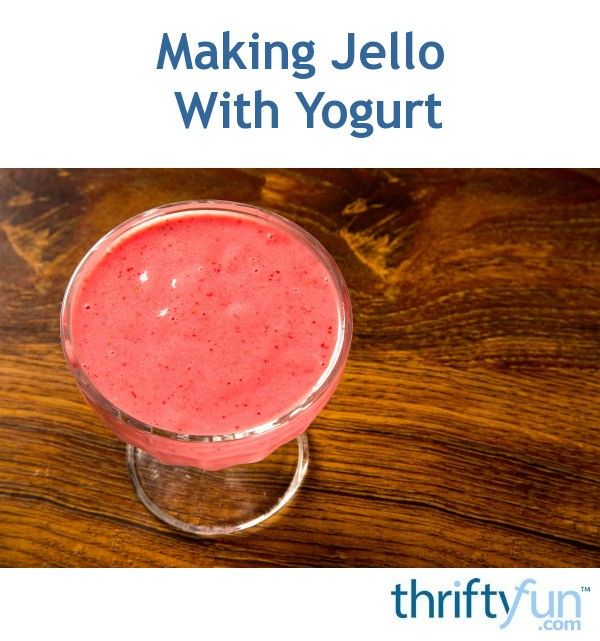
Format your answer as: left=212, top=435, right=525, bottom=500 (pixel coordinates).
left=1, top=168, right=599, bottom=567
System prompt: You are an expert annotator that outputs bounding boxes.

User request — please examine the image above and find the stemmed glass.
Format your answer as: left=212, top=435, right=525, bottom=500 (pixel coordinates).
left=60, top=200, right=352, bottom=536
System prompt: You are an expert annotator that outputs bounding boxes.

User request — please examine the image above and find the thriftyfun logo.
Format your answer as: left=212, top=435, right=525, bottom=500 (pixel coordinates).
left=391, top=578, right=585, bottom=631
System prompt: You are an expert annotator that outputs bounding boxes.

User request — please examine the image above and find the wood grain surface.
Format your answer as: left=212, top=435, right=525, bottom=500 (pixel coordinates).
left=1, top=168, right=599, bottom=567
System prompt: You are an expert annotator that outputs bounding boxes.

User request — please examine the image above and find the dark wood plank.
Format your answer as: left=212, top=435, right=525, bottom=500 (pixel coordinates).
left=1, top=168, right=599, bottom=567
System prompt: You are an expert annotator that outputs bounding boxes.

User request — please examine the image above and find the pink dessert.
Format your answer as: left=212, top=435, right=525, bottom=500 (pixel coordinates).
left=62, top=202, right=351, bottom=470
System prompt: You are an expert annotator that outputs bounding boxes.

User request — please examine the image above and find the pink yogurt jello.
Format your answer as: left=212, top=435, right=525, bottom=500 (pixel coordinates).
left=61, top=201, right=352, bottom=470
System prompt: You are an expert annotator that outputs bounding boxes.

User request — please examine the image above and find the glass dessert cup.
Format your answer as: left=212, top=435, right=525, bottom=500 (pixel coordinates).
left=60, top=200, right=352, bottom=536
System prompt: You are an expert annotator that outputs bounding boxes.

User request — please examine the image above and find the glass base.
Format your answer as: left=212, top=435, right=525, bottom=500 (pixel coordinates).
left=126, top=434, right=309, bottom=536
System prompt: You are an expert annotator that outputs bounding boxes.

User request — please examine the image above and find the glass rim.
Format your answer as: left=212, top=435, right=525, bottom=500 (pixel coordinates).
left=60, top=199, right=353, bottom=443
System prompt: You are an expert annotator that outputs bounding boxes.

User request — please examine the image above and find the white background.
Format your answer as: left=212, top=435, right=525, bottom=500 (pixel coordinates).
left=0, top=0, right=598, bottom=166
left=0, top=569, right=598, bottom=640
